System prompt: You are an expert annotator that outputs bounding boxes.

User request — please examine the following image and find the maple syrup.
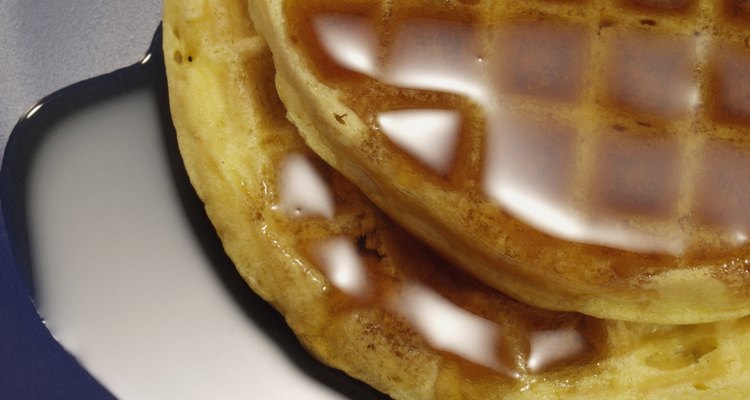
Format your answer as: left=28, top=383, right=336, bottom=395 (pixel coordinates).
left=287, top=0, right=750, bottom=259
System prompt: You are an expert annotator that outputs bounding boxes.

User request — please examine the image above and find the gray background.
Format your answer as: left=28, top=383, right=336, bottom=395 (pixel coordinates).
left=0, top=0, right=163, bottom=156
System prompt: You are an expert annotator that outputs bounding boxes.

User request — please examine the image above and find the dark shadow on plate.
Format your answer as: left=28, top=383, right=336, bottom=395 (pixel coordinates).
left=1, top=25, right=390, bottom=400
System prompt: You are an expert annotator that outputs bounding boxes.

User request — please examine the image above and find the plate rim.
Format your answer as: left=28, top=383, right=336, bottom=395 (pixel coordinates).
left=0, top=26, right=166, bottom=400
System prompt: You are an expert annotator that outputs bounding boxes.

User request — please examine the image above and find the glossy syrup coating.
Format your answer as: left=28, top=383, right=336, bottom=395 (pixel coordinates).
left=165, top=0, right=750, bottom=397
left=260, top=0, right=750, bottom=323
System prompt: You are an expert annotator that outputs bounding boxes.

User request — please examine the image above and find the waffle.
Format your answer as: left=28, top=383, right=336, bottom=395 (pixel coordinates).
left=164, top=0, right=750, bottom=398
left=248, top=0, right=750, bottom=323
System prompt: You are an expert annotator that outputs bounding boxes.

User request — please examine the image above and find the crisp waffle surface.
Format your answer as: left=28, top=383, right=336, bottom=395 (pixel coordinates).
left=164, top=0, right=750, bottom=398
left=248, top=0, right=750, bottom=323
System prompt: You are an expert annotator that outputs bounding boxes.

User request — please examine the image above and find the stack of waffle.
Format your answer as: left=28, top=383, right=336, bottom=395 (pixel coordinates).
left=163, top=0, right=750, bottom=398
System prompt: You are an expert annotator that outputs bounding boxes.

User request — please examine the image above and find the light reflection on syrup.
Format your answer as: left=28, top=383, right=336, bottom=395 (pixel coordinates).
left=275, top=153, right=335, bottom=219
left=307, top=10, right=750, bottom=257
left=527, top=326, right=587, bottom=373
left=314, top=237, right=369, bottom=297
left=483, top=113, right=582, bottom=247
left=312, top=13, right=378, bottom=76
left=396, top=284, right=514, bottom=376
left=313, top=14, right=485, bottom=99
left=384, top=18, right=486, bottom=100
left=376, top=109, right=461, bottom=175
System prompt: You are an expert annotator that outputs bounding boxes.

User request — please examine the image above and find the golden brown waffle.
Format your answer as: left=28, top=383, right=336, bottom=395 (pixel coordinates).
left=248, top=0, right=750, bottom=323
left=164, top=0, right=750, bottom=398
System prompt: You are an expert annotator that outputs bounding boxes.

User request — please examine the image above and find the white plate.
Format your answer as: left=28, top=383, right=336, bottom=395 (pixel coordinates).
left=1, top=28, right=383, bottom=400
